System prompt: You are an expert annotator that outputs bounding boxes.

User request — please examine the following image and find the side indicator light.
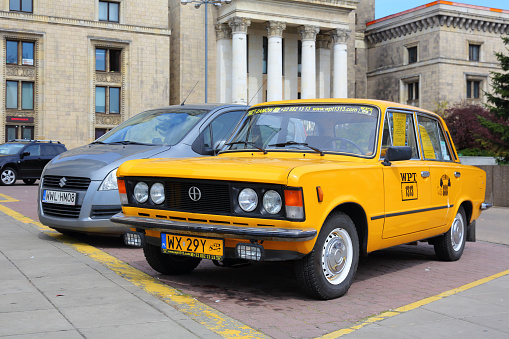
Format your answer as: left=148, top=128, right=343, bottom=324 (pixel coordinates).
left=117, top=179, right=128, bottom=205
left=316, top=186, right=323, bottom=202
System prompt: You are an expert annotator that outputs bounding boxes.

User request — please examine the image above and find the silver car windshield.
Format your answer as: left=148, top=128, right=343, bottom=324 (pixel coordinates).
left=0, top=143, right=26, bottom=155
left=95, top=108, right=209, bottom=146
left=227, top=104, right=379, bottom=157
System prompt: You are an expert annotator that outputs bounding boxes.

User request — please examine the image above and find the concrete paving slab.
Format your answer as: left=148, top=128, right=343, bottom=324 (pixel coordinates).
left=43, top=286, right=143, bottom=308
left=0, top=291, right=54, bottom=313
left=0, top=278, right=38, bottom=294
left=80, top=321, right=205, bottom=339
left=463, top=312, right=509, bottom=333
left=4, top=330, right=84, bottom=339
left=421, top=295, right=508, bottom=318
left=0, top=309, right=74, bottom=336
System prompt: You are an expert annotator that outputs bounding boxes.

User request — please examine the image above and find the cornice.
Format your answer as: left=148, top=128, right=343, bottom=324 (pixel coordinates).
left=0, top=11, right=171, bottom=36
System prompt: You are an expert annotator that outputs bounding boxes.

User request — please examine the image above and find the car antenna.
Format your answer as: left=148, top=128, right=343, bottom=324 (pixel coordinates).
left=248, top=79, right=267, bottom=106
left=181, top=81, right=199, bottom=106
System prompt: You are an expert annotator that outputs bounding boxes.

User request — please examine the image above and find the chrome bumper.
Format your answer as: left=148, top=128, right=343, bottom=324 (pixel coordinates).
left=111, top=212, right=317, bottom=242
left=481, top=203, right=493, bottom=210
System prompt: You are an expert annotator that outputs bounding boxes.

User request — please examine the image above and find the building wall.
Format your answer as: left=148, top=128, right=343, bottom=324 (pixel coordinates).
left=366, top=2, right=507, bottom=112
left=0, top=1, right=170, bottom=149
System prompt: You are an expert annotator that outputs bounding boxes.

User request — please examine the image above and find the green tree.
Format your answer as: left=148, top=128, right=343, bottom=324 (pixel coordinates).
left=484, top=35, right=509, bottom=163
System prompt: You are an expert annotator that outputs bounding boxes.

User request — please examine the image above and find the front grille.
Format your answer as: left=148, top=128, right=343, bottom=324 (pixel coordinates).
left=91, top=205, right=122, bottom=219
left=42, top=203, right=81, bottom=218
left=165, top=180, right=231, bottom=213
left=43, top=175, right=91, bottom=190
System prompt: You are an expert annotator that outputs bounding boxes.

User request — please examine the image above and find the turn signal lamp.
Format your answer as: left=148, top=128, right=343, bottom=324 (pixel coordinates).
left=117, top=179, right=128, bottom=205
left=284, top=189, right=304, bottom=220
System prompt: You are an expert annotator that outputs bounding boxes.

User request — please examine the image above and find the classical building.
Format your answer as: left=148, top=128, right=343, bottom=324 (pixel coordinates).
left=2, top=0, right=508, bottom=148
left=365, top=1, right=509, bottom=112
left=1, top=0, right=171, bottom=149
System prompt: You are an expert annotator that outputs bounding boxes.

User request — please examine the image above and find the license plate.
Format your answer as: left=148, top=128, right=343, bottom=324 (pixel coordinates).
left=42, top=190, right=77, bottom=206
left=161, top=233, right=224, bottom=260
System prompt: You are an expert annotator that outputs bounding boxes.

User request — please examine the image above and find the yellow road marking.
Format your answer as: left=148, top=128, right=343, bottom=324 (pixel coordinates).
left=0, top=193, right=19, bottom=202
left=317, top=269, right=509, bottom=339
left=0, top=197, right=268, bottom=339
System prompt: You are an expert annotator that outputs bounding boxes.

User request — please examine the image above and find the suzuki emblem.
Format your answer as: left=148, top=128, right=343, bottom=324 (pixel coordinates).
left=59, top=177, right=67, bottom=188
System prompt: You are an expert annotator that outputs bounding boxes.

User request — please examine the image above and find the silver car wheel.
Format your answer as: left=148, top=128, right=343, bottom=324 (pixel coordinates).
left=450, top=211, right=465, bottom=252
left=321, top=228, right=353, bottom=285
left=1, top=168, right=16, bottom=185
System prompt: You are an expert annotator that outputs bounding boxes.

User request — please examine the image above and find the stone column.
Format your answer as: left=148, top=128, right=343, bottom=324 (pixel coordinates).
left=266, top=21, right=286, bottom=102
left=331, top=28, right=351, bottom=98
left=216, top=24, right=232, bottom=103
left=228, top=17, right=251, bottom=104
left=298, top=25, right=320, bottom=99
left=316, top=34, right=331, bottom=99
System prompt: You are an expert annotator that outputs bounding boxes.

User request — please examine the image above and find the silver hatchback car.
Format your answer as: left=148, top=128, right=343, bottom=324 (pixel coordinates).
left=38, top=104, right=247, bottom=235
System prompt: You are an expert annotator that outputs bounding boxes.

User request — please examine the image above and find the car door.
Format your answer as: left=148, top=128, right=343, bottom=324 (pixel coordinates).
left=18, top=144, right=41, bottom=178
left=40, top=145, right=59, bottom=176
left=416, top=114, right=459, bottom=227
left=381, top=110, right=434, bottom=239
left=194, top=109, right=246, bottom=154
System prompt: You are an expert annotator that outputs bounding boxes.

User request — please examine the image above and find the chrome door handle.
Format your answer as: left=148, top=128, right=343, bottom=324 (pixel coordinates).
left=455, top=172, right=461, bottom=178
left=421, top=171, right=430, bottom=178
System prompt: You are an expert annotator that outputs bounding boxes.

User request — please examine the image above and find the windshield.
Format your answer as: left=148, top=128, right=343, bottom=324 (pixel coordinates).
left=0, top=143, right=26, bottom=155
left=96, top=108, right=210, bottom=146
left=227, top=104, right=379, bottom=157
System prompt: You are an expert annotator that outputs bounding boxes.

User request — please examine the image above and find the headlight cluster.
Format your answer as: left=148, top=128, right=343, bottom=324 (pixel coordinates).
left=238, top=188, right=282, bottom=214
left=133, top=182, right=165, bottom=205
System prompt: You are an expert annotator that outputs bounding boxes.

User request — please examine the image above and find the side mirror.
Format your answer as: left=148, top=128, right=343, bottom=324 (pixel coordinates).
left=21, top=151, right=30, bottom=158
left=382, top=146, right=412, bottom=166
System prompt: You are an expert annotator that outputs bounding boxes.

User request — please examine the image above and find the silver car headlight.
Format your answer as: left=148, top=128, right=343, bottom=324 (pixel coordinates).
left=263, top=190, right=282, bottom=214
left=98, top=168, right=118, bottom=191
left=238, top=188, right=258, bottom=212
left=134, top=182, right=149, bottom=203
left=150, top=183, right=165, bottom=204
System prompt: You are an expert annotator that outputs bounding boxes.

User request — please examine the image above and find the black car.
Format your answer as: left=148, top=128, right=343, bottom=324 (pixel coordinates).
left=0, top=140, right=67, bottom=186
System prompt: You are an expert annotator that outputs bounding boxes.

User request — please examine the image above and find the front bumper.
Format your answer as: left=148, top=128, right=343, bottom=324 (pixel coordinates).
left=111, top=212, right=317, bottom=242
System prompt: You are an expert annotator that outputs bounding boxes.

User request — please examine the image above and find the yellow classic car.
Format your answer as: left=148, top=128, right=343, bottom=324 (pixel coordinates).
left=112, top=99, right=490, bottom=300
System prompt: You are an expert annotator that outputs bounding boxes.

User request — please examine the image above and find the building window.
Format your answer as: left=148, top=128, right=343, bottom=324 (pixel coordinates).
left=467, top=80, right=481, bottom=99
left=469, top=44, right=480, bottom=61
left=262, top=36, right=268, bottom=74
left=96, top=86, right=120, bottom=113
left=408, top=46, right=417, bottom=64
left=406, top=81, right=419, bottom=106
left=95, top=48, right=121, bottom=72
left=99, top=1, right=119, bottom=22
left=6, top=40, right=34, bottom=65
left=298, top=40, right=302, bottom=77
left=6, top=80, right=34, bottom=110
left=10, top=0, right=32, bottom=13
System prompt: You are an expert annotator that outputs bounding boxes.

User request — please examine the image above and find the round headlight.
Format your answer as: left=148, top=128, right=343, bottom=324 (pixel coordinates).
left=263, top=190, right=282, bottom=214
left=150, top=183, right=165, bottom=204
left=134, top=182, right=149, bottom=203
left=238, top=188, right=258, bottom=212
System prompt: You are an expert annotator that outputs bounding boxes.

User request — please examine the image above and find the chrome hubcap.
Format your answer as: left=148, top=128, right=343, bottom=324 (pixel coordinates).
left=451, top=212, right=464, bottom=252
left=1, top=170, right=15, bottom=184
left=321, top=228, right=353, bottom=285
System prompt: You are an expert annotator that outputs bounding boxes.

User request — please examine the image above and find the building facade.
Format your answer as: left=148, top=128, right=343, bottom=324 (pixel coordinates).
left=365, top=1, right=509, bottom=112
left=1, top=0, right=508, bottom=148
left=1, top=0, right=171, bottom=149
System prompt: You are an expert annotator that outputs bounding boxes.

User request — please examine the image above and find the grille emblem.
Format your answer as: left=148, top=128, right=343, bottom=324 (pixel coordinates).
left=59, top=177, right=67, bottom=188
left=188, top=186, right=202, bottom=201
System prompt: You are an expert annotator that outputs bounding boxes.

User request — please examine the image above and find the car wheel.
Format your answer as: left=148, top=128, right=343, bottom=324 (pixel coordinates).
left=23, top=178, right=37, bottom=185
left=434, top=206, right=467, bottom=261
left=295, top=212, right=359, bottom=300
left=0, top=167, right=17, bottom=186
left=143, top=242, right=201, bottom=275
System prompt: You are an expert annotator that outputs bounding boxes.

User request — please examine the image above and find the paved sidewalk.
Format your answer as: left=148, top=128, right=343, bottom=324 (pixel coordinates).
left=0, top=210, right=223, bottom=338
left=0, top=199, right=507, bottom=338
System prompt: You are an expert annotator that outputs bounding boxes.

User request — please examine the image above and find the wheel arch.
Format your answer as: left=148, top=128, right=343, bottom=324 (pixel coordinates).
left=329, top=202, right=368, bottom=256
left=1, top=162, right=19, bottom=173
left=459, top=200, right=473, bottom=224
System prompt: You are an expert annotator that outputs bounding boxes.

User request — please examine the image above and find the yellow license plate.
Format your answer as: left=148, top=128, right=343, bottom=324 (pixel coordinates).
left=161, top=233, right=224, bottom=260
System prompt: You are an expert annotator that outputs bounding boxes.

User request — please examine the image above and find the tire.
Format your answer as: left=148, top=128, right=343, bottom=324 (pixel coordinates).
left=434, top=206, right=467, bottom=261
left=143, top=242, right=201, bottom=275
left=295, top=212, right=359, bottom=300
left=0, top=167, right=17, bottom=186
left=23, top=178, right=37, bottom=185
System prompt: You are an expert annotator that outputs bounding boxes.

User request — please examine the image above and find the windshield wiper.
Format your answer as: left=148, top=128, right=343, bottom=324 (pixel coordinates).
left=108, top=141, right=154, bottom=146
left=226, top=141, right=267, bottom=154
left=90, top=141, right=106, bottom=144
left=268, top=141, right=324, bottom=156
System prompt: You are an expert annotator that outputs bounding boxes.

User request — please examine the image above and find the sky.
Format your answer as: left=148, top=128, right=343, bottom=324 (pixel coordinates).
left=375, top=0, right=509, bottom=19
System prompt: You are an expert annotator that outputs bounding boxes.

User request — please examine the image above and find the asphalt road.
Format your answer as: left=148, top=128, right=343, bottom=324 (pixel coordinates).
left=1, top=182, right=508, bottom=339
